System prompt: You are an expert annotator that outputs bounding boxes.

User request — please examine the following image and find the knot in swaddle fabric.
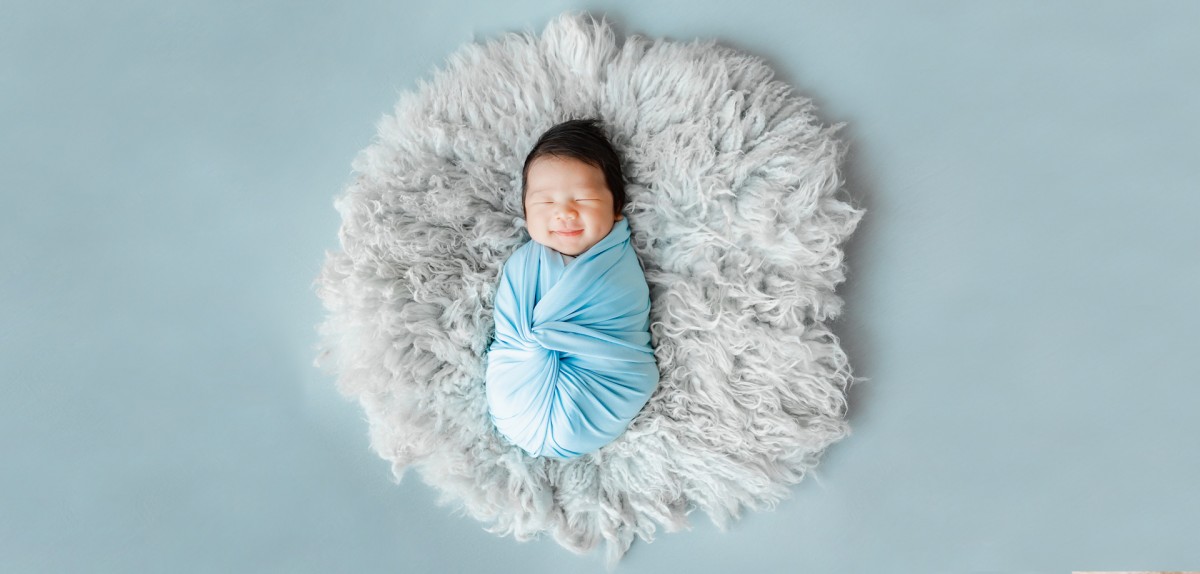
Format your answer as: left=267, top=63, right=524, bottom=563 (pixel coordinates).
left=485, top=218, right=660, bottom=459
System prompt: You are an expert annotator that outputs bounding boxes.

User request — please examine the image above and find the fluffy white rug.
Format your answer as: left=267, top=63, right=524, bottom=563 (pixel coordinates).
left=314, top=10, right=865, bottom=568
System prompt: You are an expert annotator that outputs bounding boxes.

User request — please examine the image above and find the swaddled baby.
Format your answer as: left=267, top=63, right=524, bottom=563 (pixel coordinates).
left=485, top=118, right=660, bottom=459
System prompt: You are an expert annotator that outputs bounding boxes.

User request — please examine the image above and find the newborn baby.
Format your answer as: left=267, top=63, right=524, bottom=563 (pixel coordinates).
left=485, top=118, right=660, bottom=459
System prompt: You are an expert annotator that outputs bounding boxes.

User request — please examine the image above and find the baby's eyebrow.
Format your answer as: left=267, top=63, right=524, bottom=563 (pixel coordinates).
left=528, top=185, right=601, bottom=196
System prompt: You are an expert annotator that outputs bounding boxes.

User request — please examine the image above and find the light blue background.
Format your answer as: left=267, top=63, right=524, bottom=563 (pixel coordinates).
left=3, top=1, right=1197, bottom=572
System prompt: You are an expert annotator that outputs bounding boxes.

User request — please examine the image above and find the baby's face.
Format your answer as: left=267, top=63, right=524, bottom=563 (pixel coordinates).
left=524, top=156, right=623, bottom=257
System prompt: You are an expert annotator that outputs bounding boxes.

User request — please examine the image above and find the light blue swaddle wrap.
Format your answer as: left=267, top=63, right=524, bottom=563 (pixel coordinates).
left=485, top=218, right=660, bottom=459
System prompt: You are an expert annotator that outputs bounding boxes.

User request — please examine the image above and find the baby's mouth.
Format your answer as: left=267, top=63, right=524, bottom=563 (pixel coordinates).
left=555, top=229, right=583, bottom=236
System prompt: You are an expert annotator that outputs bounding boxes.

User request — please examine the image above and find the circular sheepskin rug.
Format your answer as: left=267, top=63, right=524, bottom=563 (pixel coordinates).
left=313, top=10, right=865, bottom=567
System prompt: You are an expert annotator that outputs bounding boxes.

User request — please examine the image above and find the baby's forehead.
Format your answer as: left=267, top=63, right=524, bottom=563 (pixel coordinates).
left=527, top=156, right=605, bottom=181
left=526, top=176, right=610, bottom=197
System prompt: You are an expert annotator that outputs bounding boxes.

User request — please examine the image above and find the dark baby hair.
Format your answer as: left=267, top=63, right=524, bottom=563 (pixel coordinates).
left=520, top=118, right=626, bottom=219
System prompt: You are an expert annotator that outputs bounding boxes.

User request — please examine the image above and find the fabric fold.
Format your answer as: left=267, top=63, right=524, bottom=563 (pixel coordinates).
left=485, top=218, right=659, bottom=459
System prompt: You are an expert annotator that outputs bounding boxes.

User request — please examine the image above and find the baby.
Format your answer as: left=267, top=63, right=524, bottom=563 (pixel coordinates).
left=485, top=118, right=659, bottom=460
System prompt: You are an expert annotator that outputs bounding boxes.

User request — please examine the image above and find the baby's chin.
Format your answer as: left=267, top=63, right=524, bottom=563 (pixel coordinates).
left=549, top=242, right=591, bottom=257
left=531, top=235, right=594, bottom=257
